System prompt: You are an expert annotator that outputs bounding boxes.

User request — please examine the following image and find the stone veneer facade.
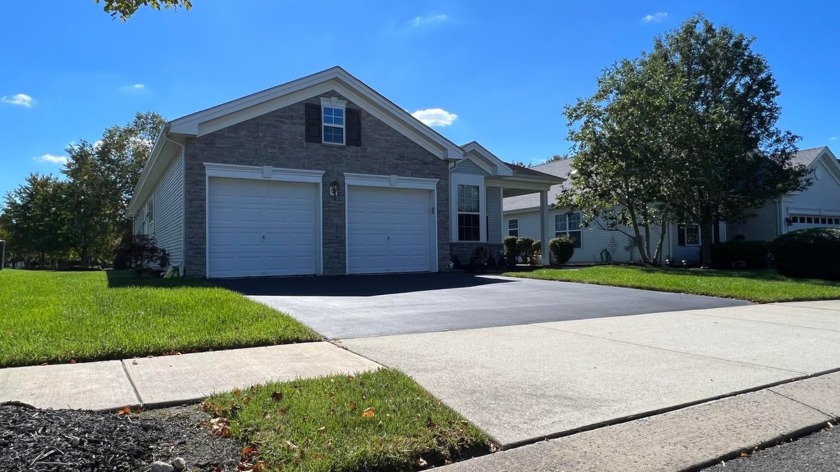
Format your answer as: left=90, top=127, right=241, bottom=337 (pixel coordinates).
left=183, top=94, right=450, bottom=276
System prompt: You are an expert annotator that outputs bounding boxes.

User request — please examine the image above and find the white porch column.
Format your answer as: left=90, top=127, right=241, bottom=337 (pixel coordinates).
left=540, top=190, right=549, bottom=266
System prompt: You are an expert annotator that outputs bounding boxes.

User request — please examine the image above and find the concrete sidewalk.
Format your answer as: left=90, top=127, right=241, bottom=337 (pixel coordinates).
left=441, top=371, right=840, bottom=471
left=0, top=342, right=379, bottom=410
left=340, top=300, right=840, bottom=447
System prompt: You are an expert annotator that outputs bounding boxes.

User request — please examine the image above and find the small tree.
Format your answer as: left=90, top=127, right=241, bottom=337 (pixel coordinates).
left=549, top=237, right=575, bottom=265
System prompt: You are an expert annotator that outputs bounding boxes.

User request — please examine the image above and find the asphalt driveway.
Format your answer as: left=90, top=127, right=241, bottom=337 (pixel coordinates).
left=222, top=272, right=750, bottom=339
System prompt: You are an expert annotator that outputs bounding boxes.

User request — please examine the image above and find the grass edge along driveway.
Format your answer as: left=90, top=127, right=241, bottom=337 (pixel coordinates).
left=504, top=266, right=840, bottom=303
left=203, top=368, right=492, bottom=471
left=0, top=270, right=319, bottom=368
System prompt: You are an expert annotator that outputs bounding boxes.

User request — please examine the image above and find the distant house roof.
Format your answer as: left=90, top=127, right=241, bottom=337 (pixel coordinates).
left=503, top=159, right=574, bottom=212
left=504, top=147, right=838, bottom=213
left=792, top=146, right=831, bottom=167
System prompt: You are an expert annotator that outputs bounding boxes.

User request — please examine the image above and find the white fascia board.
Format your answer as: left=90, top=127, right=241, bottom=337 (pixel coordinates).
left=167, top=67, right=465, bottom=162
left=129, top=127, right=172, bottom=215
left=461, top=141, right=513, bottom=177
left=486, top=177, right=557, bottom=192
left=344, top=172, right=438, bottom=190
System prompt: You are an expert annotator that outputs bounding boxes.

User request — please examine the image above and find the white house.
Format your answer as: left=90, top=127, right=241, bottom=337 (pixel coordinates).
left=503, top=146, right=840, bottom=264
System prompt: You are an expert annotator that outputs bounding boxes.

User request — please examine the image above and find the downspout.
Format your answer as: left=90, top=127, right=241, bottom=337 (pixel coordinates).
left=164, top=130, right=187, bottom=277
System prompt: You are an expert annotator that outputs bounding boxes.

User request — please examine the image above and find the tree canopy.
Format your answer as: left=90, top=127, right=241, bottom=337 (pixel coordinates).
left=562, top=14, right=810, bottom=266
left=95, top=0, right=191, bottom=21
left=0, top=112, right=165, bottom=266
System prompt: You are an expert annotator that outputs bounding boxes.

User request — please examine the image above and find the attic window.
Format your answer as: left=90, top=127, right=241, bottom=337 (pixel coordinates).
left=305, top=100, right=361, bottom=147
left=321, top=98, right=346, bottom=144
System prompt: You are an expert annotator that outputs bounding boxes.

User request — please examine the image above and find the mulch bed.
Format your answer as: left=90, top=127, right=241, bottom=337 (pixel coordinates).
left=0, top=402, right=239, bottom=471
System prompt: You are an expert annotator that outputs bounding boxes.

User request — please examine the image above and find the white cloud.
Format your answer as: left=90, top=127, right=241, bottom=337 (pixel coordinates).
left=410, top=14, right=448, bottom=28
left=133, top=83, right=145, bottom=89
left=641, top=12, right=668, bottom=23
left=34, top=154, right=68, bottom=165
left=412, top=108, right=458, bottom=127
left=2, top=93, right=33, bottom=108
left=830, top=136, right=837, bottom=141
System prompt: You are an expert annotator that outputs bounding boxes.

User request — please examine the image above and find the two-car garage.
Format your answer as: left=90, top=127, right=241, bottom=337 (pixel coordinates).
left=205, top=165, right=438, bottom=278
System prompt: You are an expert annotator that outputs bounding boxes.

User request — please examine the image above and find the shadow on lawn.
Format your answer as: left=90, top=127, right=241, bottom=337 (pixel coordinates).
left=105, top=270, right=214, bottom=289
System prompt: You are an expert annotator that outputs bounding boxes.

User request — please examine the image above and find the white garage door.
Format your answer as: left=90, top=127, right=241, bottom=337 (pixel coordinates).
left=208, top=177, right=319, bottom=278
left=347, top=186, right=435, bottom=274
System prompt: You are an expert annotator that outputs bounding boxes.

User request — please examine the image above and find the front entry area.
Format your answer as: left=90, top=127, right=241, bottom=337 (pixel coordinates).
left=207, top=177, right=319, bottom=278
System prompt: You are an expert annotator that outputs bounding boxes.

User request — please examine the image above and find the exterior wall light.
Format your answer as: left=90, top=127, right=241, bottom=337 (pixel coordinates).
left=329, top=181, right=340, bottom=200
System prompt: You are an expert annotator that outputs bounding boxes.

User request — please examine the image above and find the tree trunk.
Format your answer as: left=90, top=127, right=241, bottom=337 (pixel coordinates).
left=627, top=206, right=652, bottom=265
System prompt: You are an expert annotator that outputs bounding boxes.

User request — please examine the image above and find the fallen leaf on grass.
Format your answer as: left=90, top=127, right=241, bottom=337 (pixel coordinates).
left=362, top=407, right=376, bottom=418
left=286, top=440, right=298, bottom=449
left=271, top=391, right=283, bottom=402
left=116, top=406, right=132, bottom=415
left=317, top=426, right=326, bottom=433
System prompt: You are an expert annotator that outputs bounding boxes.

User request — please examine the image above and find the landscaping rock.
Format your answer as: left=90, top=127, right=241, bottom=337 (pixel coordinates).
left=172, top=456, right=187, bottom=470
left=151, top=461, right=175, bottom=472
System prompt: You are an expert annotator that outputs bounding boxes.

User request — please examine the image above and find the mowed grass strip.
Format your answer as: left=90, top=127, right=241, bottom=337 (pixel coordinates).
left=203, top=369, right=492, bottom=471
left=504, top=266, right=840, bottom=303
left=0, top=270, right=319, bottom=367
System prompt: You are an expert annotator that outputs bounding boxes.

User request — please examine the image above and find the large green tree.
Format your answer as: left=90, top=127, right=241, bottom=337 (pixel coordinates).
left=564, top=15, right=810, bottom=267
left=95, top=0, right=191, bottom=21
left=62, top=112, right=166, bottom=263
left=1, top=175, right=73, bottom=265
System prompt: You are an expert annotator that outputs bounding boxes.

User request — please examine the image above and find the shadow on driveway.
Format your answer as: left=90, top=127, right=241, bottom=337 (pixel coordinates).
left=214, top=271, right=512, bottom=297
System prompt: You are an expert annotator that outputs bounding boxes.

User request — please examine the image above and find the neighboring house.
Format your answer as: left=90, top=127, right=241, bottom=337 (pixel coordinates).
left=128, top=67, right=560, bottom=278
left=503, top=146, right=840, bottom=264
left=730, top=146, right=840, bottom=240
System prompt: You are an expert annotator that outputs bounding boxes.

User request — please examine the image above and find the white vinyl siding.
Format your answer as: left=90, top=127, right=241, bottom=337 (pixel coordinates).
left=452, top=159, right=490, bottom=176
left=151, top=154, right=185, bottom=268
left=504, top=209, right=666, bottom=264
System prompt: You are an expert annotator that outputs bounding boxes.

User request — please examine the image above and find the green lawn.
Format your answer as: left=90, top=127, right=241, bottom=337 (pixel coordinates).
left=203, top=369, right=492, bottom=471
left=0, top=270, right=319, bottom=368
left=504, top=266, right=840, bottom=303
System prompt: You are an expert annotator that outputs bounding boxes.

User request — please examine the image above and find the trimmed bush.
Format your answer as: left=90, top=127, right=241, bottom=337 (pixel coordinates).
left=710, top=240, right=770, bottom=270
left=469, top=246, right=490, bottom=273
left=516, top=238, right=534, bottom=263
left=770, top=228, right=840, bottom=280
left=503, top=236, right=518, bottom=266
left=549, top=237, right=575, bottom=265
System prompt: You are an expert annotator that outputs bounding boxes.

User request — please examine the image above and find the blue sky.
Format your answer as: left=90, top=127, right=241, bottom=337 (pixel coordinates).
left=1, top=0, right=837, bottom=199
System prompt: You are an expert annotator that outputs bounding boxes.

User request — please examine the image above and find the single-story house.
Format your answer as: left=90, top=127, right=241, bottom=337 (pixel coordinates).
left=128, top=67, right=561, bottom=278
left=503, top=146, right=840, bottom=264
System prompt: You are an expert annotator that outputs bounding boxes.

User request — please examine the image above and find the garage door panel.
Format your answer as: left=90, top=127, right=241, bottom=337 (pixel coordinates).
left=347, top=186, right=434, bottom=274
left=208, top=177, right=319, bottom=278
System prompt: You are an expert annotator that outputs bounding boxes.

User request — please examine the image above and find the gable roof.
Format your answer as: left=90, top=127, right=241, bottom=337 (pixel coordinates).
left=791, top=146, right=829, bottom=167
left=503, top=159, right=574, bottom=212
left=130, top=66, right=466, bottom=214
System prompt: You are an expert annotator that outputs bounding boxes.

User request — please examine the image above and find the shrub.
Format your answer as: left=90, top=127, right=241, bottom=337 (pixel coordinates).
left=771, top=228, right=840, bottom=280
left=549, top=237, right=575, bottom=265
left=114, top=234, right=168, bottom=276
left=710, top=240, right=770, bottom=270
left=516, top=238, right=535, bottom=263
left=503, top=236, right=518, bottom=266
left=469, top=246, right=490, bottom=273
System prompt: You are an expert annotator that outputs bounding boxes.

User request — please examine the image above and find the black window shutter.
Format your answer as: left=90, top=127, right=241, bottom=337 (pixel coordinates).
left=305, top=103, right=321, bottom=143
left=677, top=224, right=686, bottom=246
left=346, top=108, right=361, bottom=147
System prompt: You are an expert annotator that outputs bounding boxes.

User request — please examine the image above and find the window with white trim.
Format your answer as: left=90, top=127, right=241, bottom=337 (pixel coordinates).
left=457, top=184, right=480, bottom=241
left=508, top=218, right=519, bottom=237
left=678, top=223, right=700, bottom=246
left=320, top=98, right=345, bottom=145
left=555, top=212, right=581, bottom=248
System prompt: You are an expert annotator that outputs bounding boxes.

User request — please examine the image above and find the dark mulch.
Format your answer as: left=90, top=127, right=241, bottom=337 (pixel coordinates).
left=0, top=402, right=239, bottom=472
